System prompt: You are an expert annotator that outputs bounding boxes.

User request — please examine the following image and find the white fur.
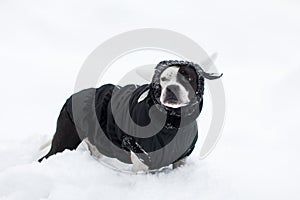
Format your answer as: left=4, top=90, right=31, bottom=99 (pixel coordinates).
left=130, top=151, right=149, bottom=172
left=159, top=66, right=190, bottom=108
left=83, top=138, right=103, bottom=159
left=82, top=138, right=149, bottom=172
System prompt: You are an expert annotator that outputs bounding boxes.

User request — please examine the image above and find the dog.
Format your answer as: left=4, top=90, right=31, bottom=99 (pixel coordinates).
left=38, top=60, right=222, bottom=171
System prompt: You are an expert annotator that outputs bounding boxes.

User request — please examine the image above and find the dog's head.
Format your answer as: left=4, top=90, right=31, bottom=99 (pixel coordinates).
left=151, top=60, right=222, bottom=110
left=159, top=65, right=199, bottom=108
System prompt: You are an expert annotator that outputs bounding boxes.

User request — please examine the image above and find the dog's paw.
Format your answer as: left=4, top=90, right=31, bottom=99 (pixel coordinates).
left=130, top=151, right=149, bottom=172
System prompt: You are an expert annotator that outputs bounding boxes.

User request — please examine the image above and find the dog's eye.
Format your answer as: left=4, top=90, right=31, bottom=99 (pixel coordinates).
left=183, top=76, right=192, bottom=82
left=161, top=77, right=168, bottom=82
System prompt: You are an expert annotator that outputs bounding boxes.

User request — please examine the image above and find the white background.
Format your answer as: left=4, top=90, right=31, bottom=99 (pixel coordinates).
left=0, top=0, right=299, bottom=199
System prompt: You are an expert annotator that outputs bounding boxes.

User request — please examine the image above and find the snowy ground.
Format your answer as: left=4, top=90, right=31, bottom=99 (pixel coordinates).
left=0, top=0, right=300, bottom=199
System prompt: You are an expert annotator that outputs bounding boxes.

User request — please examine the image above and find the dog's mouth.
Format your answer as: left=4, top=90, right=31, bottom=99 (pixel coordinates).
left=162, top=95, right=189, bottom=108
left=163, top=101, right=189, bottom=108
left=160, top=85, right=190, bottom=108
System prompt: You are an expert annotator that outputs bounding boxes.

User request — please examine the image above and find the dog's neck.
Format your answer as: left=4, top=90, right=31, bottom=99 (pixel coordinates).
left=148, top=85, right=203, bottom=127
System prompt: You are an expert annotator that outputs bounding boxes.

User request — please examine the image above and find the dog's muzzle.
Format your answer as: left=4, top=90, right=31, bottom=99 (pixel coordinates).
left=161, top=85, right=189, bottom=108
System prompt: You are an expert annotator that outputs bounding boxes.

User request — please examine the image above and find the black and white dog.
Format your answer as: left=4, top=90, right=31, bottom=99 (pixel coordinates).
left=39, top=60, right=222, bottom=171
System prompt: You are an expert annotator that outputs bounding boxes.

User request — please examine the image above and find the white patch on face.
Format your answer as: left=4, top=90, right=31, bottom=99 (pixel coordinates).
left=159, top=66, right=190, bottom=108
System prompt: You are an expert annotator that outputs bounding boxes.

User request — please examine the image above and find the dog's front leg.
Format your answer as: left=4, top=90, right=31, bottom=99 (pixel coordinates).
left=130, top=151, right=149, bottom=172
left=83, top=138, right=103, bottom=159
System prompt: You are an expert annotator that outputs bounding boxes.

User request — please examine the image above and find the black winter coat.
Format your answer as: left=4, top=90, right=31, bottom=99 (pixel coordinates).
left=64, top=83, right=202, bottom=170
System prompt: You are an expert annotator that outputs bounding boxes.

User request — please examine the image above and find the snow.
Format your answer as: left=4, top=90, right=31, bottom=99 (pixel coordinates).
left=0, top=144, right=233, bottom=200
left=0, top=0, right=300, bottom=199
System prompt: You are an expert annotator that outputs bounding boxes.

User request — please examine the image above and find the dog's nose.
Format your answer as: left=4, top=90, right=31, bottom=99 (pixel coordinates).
left=166, top=85, right=180, bottom=94
left=166, top=85, right=180, bottom=100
